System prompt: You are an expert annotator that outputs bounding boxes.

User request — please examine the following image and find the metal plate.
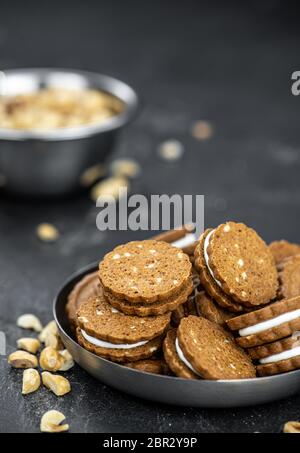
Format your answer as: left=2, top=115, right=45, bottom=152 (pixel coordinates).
left=53, top=263, right=300, bottom=408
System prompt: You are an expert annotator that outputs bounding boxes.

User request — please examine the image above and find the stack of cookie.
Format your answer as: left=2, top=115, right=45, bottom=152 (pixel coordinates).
left=73, top=240, right=194, bottom=367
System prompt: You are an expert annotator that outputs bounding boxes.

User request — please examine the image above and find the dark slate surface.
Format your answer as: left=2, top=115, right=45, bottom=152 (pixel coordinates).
left=1, top=0, right=300, bottom=433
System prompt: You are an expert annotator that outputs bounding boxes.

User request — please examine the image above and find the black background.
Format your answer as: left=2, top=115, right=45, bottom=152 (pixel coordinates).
left=1, top=0, right=300, bottom=433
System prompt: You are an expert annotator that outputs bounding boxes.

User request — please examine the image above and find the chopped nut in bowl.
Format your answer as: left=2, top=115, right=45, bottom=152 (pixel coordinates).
left=0, top=68, right=138, bottom=196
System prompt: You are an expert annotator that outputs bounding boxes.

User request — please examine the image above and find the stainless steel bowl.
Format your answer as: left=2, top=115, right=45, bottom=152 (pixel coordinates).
left=0, top=68, right=139, bottom=196
left=54, top=262, right=300, bottom=408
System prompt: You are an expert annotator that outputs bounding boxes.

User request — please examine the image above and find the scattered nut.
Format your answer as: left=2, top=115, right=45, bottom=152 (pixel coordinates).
left=36, top=223, right=59, bottom=242
left=284, top=421, right=300, bottom=433
left=110, top=158, right=141, bottom=179
left=191, top=120, right=213, bottom=141
left=40, top=347, right=64, bottom=371
left=17, top=314, right=43, bottom=332
left=40, top=410, right=69, bottom=433
left=39, top=320, right=58, bottom=343
left=17, top=338, right=41, bottom=354
left=8, top=350, right=38, bottom=369
left=158, top=139, right=184, bottom=161
left=45, top=332, right=64, bottom=350
left=80, top=163, right=106, bottom=187
left=59, top=350, right=75, bottom=371
left=42, top=371, right=71, bottom=396
left=22, top=368, right=41, bottom=395
left=91, top=176, right=129, bottom=203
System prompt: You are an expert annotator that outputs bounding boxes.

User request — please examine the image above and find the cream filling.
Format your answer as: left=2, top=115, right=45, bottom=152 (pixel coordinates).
left=81, top=329, right=148, bottom=349
left=259, top=345, right=300, bottom=365
left=239, top=309, right=300, bottom=337
left=203, top=229, right=222, bottom=287
left=175, top=337, right=201, bottom=376
left=172, top=233, right=197, bottom=249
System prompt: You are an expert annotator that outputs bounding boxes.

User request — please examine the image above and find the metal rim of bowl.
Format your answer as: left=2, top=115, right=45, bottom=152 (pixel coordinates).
left=53, top=261, right=300, bottom=387
left=0, top=68, right=139, bottom=141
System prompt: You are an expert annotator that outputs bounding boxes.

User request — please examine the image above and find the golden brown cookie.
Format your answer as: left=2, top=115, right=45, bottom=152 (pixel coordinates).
left=163, top=329, right=198, bottom=379
left=278, top=255, right=300, bottom=299
left=257, top=356, right=300, bottom=377
left=194, top=229, right=245, bottom=312
left=99, top=240, right=192, bottom=303
left=248, top=333, right=300, bottom=360
left=77, top=296, right=170, bottom=344
left=176, top=316, right=255, bottom=379
left=125, top=358, right=171, bottom=375
left=227, top=296, right=300, bottom=348
left=66, top=272, right=100, bottom=329
left=269, top=240, right=300, bottom=265
left=206, top=222, right=278, bottom=306
left=103, top=277, right=193, bottom=317
left=195, top=291, right=235, bottom=327
left=77, top=328, right=163, bottom=363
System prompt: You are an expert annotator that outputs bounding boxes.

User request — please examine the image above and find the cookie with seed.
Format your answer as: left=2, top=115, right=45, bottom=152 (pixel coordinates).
left=103, top=277, right=193, bottom=317
left=269, top=240, right=300, bottom=265
left=195, top=291, right=235, bottom=327
left=99, top=240, right=192, bottom=303
left=195, top=222, right=278, bottom=309
left=176, top=316, right=256, bottom=379
left=66, top=271, right=100, bottom=329
left=163, top=329, right=198, bottom=379
left=125, top=358, right=171, bottom=375
left=278, top=255, right=300, bottom=299
left=76, top=296, right=170, bottom=362
left=227, top=296, right=300, bottom=348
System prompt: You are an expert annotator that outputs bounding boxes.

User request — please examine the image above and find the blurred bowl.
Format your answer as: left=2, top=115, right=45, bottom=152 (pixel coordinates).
left=0, top=68, right=139, bottom=196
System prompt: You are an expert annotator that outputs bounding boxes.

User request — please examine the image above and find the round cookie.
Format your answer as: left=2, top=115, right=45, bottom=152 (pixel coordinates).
left=77, top=328, right=163, bottom=363
left=66, top=271, right=100, bottom=329
left=163, top=329, right=198, bottom=379
left=205, top=222, right=278, bottom=307
left=194, top=229, right=245, bottom=312
left=77, top=296, right=170, bottom=344
left=125, top=358, right=171, bottom=375
left=278, top=255, right=300, bottom=299
left=227, top=296, right=300, bottom=348
left=195, top=291, right=236, bottom=327
left=269, top=240, right=300, bottom=265
left=177, top=316, right=256, bottom=380
left=103, top=277, right=193, bottom=317
left=99, top=240, right=192, bottom=303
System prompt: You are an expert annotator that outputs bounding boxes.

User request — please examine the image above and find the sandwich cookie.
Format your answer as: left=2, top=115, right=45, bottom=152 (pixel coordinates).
left=194, top=222, right=278, bottom=311
left=165, top=316, right=256, bottom=380
left=227, top=296, right=300, bottom=348
left=171, top=268, right=200, bottom=326
left=99, top=240, right=193, bottom=316
left=269, top=240, right=300, bottom=266
left=278, top=255, right=300, bottom=299
left=66, top=271, right=100, bottom=329
left=163, top=329, right=198, bottom=379
left=125, top=358, right=171, bottom=375
left=77, top=296, right=170, bottom=363
left=248, top=332, right=300, bottom=376
left=195, top=291, right=235, bottom=328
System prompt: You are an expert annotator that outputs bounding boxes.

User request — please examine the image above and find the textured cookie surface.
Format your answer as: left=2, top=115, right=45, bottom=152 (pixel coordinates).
left=269, top=240, right=300, bottom=265
left=194, top=229, right=245, bottom=312
left=66, top=272, right=100, bottom=327
left=99, top=240, right=192, bottom=303
left=278, top=255, right=300, bottom=299
left=195, top=291, right=235, bottom=327
left=163, top=329, right=198, bottom=379
left=257, top=356, right=300, bottom=377
left=125, top=358, right=170, bottom=375
left=77, top=296, right=170, bottom=343
left=207, top=222, right=278, bottom=306
left=103, top=278, right=193, bottom=317
left=177, top=316, right=256, bottom=379
left=77, top=328, right=163, bottom=363
left=248, top=334, right=300, bottom=360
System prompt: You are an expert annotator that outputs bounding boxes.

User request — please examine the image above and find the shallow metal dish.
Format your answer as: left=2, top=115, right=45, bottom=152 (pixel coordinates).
left=54, top=262, right=300, bottom=408
left=0, top=68, right=138, bottom=196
